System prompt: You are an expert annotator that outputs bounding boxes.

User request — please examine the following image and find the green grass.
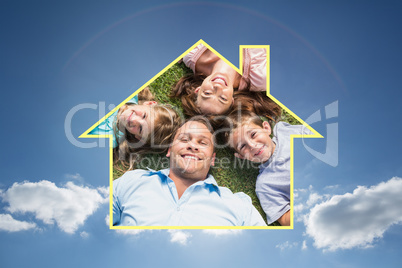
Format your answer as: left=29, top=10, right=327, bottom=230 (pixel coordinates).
left=148, top=61, right=191, bottom=112
left=113, top=62, right=298, bottom=226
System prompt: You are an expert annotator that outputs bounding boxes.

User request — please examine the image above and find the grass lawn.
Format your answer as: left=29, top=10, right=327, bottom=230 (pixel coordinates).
left=113, top=61, right=298, bottom=226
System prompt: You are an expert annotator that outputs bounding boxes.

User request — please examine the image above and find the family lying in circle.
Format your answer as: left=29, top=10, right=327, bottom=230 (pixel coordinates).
left=90, top=44, right=312, bottom=226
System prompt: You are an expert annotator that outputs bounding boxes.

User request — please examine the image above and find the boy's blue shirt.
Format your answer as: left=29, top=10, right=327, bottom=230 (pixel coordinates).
left=257, top=122, right=312, bottom=224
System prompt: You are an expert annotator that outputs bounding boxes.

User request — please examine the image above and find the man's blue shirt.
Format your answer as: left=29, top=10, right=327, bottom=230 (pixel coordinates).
left=113, top=168, right=267, bottom=226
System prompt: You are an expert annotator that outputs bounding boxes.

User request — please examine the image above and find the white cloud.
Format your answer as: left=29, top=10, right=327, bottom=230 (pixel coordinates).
left=202, top=229, right=243, bottom=236
left=295, top=188, right=308, bottom=193
left=168, top=230, right=192, bottom=245
left=305, top=177, right=402, bottom=251
left=294, top=204, right=305, bottom=214
left=294, top=186, right=318, bottom=222
left=104, top=214, right=110, bottom=226
left=80, top=231, right=89, bottom=238
left=64, top=173, right=84, bottom=181
left=294, top=185, right=331, bottom=222
left=115, top=229, right=145, bottom=236
left=0, top=214, right=37, bottom=232
left=2, top=180, right=108, bottom=234
left=324, top=185, right=339, bottom=190
left=276, top=241, right=298, bottom=251
left=306, top=192, right=323, bottom=207
left=302, top=240, right=307, bottom=250
left=97, top=187, right=110, bottom=197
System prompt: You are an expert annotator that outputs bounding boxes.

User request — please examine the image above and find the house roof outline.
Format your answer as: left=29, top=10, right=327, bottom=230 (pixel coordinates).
left=80, top=39, right=323, bottom=230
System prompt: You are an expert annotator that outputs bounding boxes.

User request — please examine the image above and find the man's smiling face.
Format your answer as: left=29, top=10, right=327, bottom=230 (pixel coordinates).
left=167, top=120, right=215, bottom=181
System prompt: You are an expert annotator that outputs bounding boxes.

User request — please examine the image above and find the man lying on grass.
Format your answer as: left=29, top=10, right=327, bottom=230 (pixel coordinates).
left=112, top=117, right=266, bottom=226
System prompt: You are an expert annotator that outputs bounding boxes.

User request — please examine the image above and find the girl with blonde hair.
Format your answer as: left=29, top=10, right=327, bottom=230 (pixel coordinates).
left=90, top=87, right=182, bottom=167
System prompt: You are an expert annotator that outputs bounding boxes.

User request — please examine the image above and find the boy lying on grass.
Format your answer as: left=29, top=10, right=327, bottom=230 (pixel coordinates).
left=224, top=92, right=312, bottom=226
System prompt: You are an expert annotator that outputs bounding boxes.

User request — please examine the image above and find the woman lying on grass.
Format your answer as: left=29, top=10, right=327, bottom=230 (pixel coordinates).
left=171, top=43, right=267, bottom=117
left=224, top=92, right=312, bottom=226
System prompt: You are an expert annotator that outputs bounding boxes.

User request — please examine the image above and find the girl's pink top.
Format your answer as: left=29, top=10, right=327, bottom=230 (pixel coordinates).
left=183, top=44, right=267, bottom=92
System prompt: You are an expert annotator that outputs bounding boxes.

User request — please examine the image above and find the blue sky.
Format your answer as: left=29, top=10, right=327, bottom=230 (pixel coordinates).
left=1, top=1, right=402, bottom=267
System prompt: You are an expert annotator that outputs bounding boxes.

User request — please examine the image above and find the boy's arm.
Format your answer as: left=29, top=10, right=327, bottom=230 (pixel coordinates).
left=256, top=186, right=290, bottom=225
left=277, top=210, right=290, bottom=226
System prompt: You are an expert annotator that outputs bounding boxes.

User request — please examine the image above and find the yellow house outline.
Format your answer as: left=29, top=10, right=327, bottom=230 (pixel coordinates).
left=80, top=39, right=322, bottom=230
